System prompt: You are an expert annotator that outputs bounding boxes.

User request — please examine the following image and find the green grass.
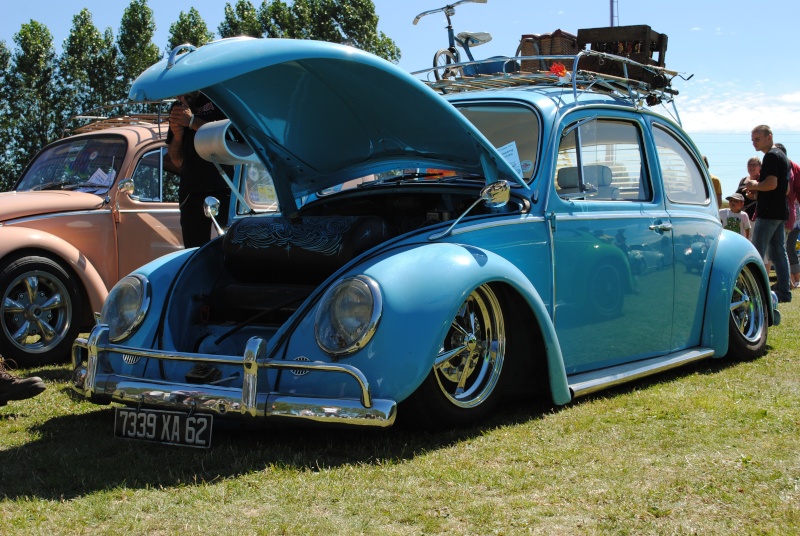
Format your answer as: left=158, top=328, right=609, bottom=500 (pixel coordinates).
left=2, top=302, right=800, bottom=535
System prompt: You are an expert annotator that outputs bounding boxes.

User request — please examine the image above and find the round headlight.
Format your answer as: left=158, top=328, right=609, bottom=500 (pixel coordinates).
left=315, top=276, right=382, bottom=357
left=100, top=275, right=150, bottom=341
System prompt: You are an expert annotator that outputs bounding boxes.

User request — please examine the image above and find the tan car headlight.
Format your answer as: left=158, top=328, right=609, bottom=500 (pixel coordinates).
left=315, top=276, right=382, bottom=357
left=100, top=275, right=150, bottom=341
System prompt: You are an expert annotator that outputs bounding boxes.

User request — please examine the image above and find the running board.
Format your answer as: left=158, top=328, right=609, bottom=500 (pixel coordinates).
left=567, top=348, right=715, bottom=398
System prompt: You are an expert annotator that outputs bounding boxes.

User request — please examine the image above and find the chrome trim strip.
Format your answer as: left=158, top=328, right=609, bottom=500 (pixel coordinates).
left=5, top=209, right=112, bottom=226
left=446, top=214, right=545, bottom=237
left=118, top=208, right=180, bottom=214
left=547, top=211, right=671, bottom=223
left=567, top=348, right=714, bottom=398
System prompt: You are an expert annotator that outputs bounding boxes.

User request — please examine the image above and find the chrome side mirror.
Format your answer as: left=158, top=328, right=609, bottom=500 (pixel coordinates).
left=118, top=179, right=135, bottom=196
left=481, top=180, right=510, bottom=208
left=429, top=180, right=511, bottom=240
left=203, top=196, right=225, bottom=236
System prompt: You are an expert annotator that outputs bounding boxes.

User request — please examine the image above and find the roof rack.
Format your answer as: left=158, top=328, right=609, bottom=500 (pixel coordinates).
left=414, top=50, right=687, bottom=122
left=61, top=100, right=175, bottom=138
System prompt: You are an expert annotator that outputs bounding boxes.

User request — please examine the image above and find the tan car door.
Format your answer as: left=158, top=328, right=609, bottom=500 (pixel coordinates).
left=115, top=146, right=183, bottom=278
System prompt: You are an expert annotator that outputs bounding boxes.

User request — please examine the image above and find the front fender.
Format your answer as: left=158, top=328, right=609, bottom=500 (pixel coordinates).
left=288, top=242, right=570, bottom=405
left=0, top=226, right=108, bottom=313
left=113, top=247, right=197, bottom=347
left=703, top=230, right=771, bottom=356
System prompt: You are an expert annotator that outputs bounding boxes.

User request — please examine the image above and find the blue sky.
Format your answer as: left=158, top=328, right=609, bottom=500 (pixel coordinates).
left=3, top=0, right=800, bottom=196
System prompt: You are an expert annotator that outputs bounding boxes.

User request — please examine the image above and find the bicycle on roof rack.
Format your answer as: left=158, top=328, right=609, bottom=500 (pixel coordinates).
left=413, top=0, right=494, bottom=81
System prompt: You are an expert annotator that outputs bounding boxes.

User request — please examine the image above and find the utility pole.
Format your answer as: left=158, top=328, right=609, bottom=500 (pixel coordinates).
left=610, top=0, right=619, bottom=26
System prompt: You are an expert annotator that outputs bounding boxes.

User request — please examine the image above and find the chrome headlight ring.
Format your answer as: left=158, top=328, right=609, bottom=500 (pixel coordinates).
left=315, top=275, right=382, bottom=357
left=100, top=274, right=151, bottom=342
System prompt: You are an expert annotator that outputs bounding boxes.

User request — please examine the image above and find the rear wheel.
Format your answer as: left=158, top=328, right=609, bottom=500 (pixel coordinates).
left=433, top=49, right=460, bottom=80
left=402, top=284, right=506, bottom=428
left=727, top=265, right=768, bottom=360
left=0, top=255, right=83, bottom=367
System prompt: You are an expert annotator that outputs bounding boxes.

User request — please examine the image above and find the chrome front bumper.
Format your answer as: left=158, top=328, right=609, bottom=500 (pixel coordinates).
left=72, top=324, right=396, bottom=427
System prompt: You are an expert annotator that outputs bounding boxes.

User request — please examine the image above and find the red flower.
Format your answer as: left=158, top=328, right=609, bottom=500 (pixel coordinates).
left=549, top=62, right=567, bottom=78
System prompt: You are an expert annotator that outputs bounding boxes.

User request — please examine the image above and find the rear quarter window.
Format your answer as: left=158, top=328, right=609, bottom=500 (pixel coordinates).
left=653, top=123, right=708, bottom=205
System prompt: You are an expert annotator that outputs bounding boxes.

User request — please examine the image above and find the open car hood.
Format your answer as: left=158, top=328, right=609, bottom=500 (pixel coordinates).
left=129, top=37, right=524, bottom=200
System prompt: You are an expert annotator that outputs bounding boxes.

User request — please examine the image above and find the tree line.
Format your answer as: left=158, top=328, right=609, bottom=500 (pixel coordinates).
left=0, top=0, right=400, bottom=191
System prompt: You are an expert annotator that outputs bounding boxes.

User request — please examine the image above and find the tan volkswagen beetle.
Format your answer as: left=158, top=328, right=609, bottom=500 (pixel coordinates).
left=0, top=112, right=186, bottom=366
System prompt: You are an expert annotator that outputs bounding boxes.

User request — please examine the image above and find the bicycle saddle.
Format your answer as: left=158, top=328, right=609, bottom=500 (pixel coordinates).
left=457, top=31, right=492, bottom=47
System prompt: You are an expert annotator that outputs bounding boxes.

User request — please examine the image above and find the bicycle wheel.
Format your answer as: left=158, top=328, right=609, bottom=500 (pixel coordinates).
left=433, top=49, right=460, bottom=81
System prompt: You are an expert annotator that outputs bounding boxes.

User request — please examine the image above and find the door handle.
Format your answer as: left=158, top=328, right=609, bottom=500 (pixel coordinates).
left=648, top=222, right=673, bottom=233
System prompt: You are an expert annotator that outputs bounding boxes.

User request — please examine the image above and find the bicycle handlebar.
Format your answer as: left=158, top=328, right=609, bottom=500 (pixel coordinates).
left=412, top=0, right=488, bottom=25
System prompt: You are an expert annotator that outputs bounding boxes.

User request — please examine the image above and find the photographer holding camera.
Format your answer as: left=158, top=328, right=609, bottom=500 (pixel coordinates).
left=167, top=92, right=232, bottom=248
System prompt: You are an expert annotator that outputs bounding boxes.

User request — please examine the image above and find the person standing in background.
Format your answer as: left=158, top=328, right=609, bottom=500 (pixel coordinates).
left=736, top=156, right=761, bottom=221
left=776, top=143, right=800, bottom=288
left=744, top=125, right=791, bottom=302
left=168, top=92, right=232, bottom=248
left=703, top=155, right=723, bottom=207
left=719, top=193, right=751, bottom=239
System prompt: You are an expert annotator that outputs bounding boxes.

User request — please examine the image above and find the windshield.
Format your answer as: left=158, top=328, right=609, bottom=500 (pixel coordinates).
left=235, top=161, right=279, bottom=215
left=456, top=103, right=540, bottom=181
left=15, top=136, right=127, bottom=194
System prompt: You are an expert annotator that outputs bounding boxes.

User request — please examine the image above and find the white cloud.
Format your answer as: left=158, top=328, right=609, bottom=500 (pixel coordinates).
left=676, top=88, right=800, bottom=134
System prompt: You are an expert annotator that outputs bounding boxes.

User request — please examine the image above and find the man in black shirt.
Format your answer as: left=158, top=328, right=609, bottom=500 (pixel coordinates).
left=744, top=124, right=791, bottom=302
left=168, top=92, right=232, bottom=248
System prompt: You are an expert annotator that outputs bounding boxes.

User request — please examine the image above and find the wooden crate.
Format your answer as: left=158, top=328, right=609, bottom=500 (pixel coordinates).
left=576, top=25, right=668, bottom=85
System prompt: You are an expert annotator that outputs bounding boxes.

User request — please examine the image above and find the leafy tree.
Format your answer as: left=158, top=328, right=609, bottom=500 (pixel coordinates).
left=3, top=22, right=64, bottom=184
left=259, top=0, right=399, bottom=63
left=218, top=1, right=263, bottom=38
left=94, top=28, right=123, bottom=105
left=61, top=9, right=112, bottom=113
left=167, top=8, right=216, bottom=51
left=116, top=0, right=161, bottom=89
left=0, top=40, right=15, bottom=190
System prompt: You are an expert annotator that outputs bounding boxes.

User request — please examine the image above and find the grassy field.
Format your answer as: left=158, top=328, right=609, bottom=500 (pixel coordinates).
left=2, top=301, right=799, bottom=535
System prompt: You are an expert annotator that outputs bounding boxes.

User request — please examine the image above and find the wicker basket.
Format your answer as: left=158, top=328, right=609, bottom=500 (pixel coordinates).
left=518, top=30, right=580, bottom=71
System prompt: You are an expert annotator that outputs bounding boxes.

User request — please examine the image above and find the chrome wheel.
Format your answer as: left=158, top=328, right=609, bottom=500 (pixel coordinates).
left=0, top=256, right=81, bottom=366
left=730, top=266, right=766, bottom=344
left=433, top=284, right=505, bottom=408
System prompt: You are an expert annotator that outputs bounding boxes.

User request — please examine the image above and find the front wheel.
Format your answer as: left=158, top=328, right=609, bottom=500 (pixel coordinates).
left=433, top=49, right=460, bottom=80
left=0, top=255, right=83, bottom=367
left=726, top=265, right=768, bottom=360
left=401, top=284, right=506, bottom=428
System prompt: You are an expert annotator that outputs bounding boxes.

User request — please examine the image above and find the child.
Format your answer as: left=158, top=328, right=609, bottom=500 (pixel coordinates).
left=719, top=193, right=751, bottom=239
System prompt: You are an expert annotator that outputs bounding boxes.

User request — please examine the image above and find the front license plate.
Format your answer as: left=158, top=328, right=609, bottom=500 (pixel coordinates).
left=114, top=407, right=213, bottom=448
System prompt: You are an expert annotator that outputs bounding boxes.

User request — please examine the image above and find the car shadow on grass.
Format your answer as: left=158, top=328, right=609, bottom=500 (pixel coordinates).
left=0, top=349, right=768, bottom=501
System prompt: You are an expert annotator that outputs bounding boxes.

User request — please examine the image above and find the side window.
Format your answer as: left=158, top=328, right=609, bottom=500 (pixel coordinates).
left=130, top=147, right=180, bottom=203
left=653, top=124, right=708, bottom=204
left=555, top=118, right=651, bottom=201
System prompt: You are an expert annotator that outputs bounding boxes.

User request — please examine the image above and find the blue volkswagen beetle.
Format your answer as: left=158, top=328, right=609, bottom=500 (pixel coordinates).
left=72, top=37, right=778, bottom=446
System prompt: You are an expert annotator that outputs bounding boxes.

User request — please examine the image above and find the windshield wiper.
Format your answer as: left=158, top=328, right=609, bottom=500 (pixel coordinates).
left=358, top=172, right=441, bottom=188
left=30, top=179, right=75, bottom=191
